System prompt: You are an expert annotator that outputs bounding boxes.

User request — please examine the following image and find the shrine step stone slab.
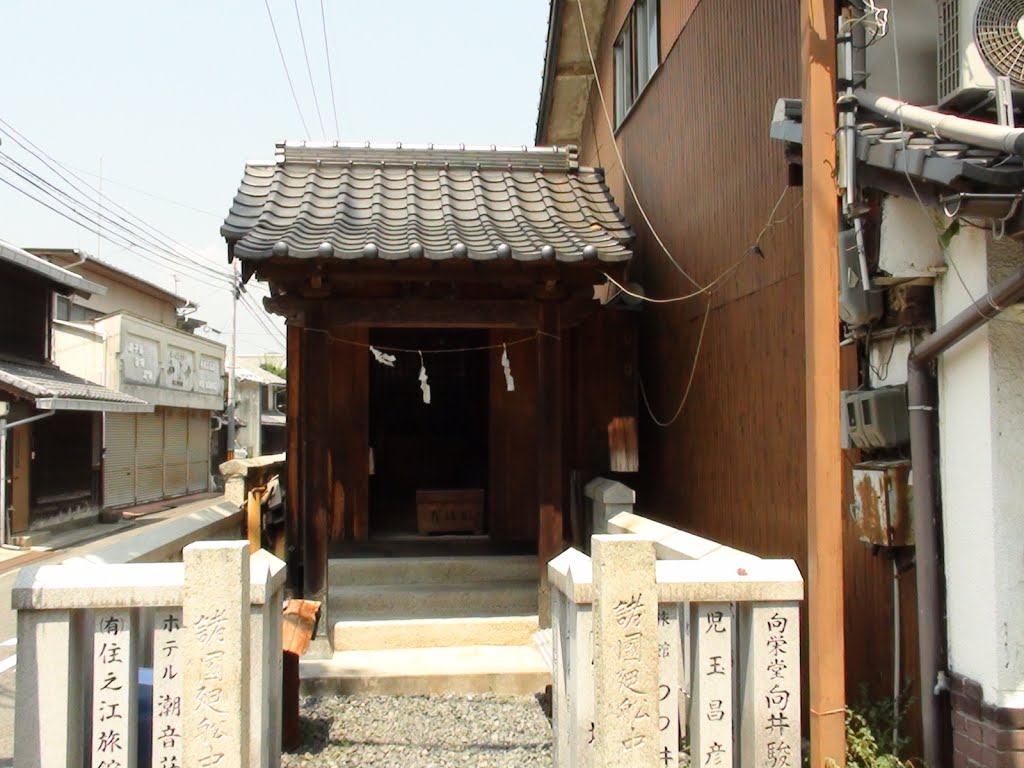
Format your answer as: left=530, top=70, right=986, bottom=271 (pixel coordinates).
left=332, top=614, right=539, bottom=650
left=299, top=645, right=552, bottom=696
left=328, top=555, right=537, bottom=586
left=328, top=581, right=538, bottom=621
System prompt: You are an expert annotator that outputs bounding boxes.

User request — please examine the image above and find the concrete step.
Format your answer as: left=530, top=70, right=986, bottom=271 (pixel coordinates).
left=328, top=581, right=539, bottom=621
left=328, top=555, right=537, bottom=587
left=332, top=614, right=539, bottom=651
left=299, top=645, right=551, bottom=696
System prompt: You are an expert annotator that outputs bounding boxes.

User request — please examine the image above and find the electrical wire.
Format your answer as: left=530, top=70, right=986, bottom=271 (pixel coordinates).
left=574, top=0, right=700, bottom=288
left=264, top=0, right=311, bottom=137
left=240, top=291, right=287, bottom=346
left=320, top=0, right=341, bottom=140
left=0, top=119, right=232, bottom=282
left=0, top=151, right=231, bottom=286
left=293, top=0, right=327, bottom=137
left=601, top=186, right=800, bottom=304
left=0, top=171, right=231, bottom=293
left=638, top=294, right=713, bottom=427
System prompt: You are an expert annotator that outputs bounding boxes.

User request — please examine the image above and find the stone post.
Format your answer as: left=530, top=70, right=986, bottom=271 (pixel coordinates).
left=152, top=608, right=184, bottom=764
left=656, top=603, right=682, bottom=767
left=91, top=609, right=138, bottom=768
left=592, top=534, right=658, bottom=767
left=740, top=602, right=801, bottom=767
left=14, top=609, right=85, bottom=767
left=182, top=541, right=251, bottom=768
left=249, top=549, right=286, bottom=768
left=584, top=479, right=636, bottom=539
left=689, top=602, right=734, bottom=768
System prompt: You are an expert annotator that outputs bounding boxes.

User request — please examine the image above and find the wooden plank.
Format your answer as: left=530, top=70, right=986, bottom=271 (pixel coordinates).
left=537, top=301, right=564, bottom=628
left=488, top=329, right=539, bottom=543
left=268, top=297, right=539, bottom=328
left=327, top=327, right=370, bottom=547
left=285, top=323, right=303, bottom=594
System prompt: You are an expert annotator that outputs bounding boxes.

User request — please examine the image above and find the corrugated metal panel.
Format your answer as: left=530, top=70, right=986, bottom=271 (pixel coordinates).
left=104, top=414, right=137, bottom=509
left=135, top=410, right=165, bottom=503
left=187, top=410, right=210, bottom=493
left=163, top=407, right=188, bottom=498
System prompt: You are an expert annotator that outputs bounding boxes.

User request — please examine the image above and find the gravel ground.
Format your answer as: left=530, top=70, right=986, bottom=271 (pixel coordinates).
left=282, top=693, right=553, bottom=767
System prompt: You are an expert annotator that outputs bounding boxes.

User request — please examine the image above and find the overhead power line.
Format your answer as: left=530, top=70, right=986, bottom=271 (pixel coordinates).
left=264, top=0, right=312, bottom=137
left=0, top=118, right=232, bottom=283
left=320, top=0, right=341, bottom=139
left=294, top=0, right=327, bottom=136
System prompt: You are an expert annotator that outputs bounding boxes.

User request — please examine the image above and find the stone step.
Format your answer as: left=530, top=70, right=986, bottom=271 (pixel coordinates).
left=332, top=614, right=540, bottom=651
left=328, top=555, right=537, bottom=587
left=328, top=581, right=539, bottom=621
left=299, top=645, right=551, bottom=696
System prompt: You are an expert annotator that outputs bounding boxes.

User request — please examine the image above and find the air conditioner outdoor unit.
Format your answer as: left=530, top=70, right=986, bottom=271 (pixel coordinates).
left=938, top=0, right=1024, bottom=108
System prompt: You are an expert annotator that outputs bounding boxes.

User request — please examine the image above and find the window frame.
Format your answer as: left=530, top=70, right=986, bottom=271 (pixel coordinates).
left=612, top=0, right=660, bottom=129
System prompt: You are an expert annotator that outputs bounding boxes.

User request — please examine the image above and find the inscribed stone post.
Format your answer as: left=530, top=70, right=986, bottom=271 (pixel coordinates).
left=740, top=603, right=801, bottom=768
left=689, top=602, right=733, bottom=768
left=551, top=587, right=569, bottom=765
left=182, top=541, right=251, bottom=768
left=567, top=600, right=594, bottom=768
left=92, top=609, right=138, bottom=768
left=656, top=603, right=682, bottom=767
left=250, top=550, right=286, bottom=768
left=592, top=535, right=658, bottom=768
left=152, top=608, right=184, bottom=766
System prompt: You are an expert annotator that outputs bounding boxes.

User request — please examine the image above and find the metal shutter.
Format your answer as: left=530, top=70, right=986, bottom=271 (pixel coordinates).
left=163, top=407, right=189, bottom=498
left=187, top=410, right=210, bottom=493
left=103, top=413, right=137, bottom=509
left=135, top=410, right=165, bottom=503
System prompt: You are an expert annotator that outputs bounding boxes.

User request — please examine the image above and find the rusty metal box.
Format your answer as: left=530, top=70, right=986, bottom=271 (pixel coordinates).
left=850, top=460, right=914, bottom=547
left=416, top=489, right=485, bottom=535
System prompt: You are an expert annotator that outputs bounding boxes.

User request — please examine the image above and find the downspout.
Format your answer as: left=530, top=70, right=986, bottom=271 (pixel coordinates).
left=909, top=263, right=1024, bottom=768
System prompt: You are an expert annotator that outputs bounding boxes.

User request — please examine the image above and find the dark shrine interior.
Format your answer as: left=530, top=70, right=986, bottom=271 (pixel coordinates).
left=368, top=328, right=490, bottom=537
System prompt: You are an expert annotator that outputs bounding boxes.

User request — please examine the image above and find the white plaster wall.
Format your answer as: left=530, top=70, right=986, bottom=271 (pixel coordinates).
left=53, top=322, right=108, bottom=386
left=878, top=196, right=944, bottom=279
left=937, top=228, right=1024, bottom=707
left=864, top=0, right=938, bottom=106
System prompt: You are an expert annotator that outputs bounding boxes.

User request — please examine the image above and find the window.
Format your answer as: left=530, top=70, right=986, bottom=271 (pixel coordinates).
left=55, top=295, right=103, bottom=323
left=614, top=0, right=659, bottom=126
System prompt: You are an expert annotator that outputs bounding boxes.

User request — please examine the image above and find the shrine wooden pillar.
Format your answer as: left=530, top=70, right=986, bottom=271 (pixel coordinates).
left=285, top=322, right=303, bottom=594
left=302, top=310, right=330, bottom=611
left=537, top=299, right=564, bottom=628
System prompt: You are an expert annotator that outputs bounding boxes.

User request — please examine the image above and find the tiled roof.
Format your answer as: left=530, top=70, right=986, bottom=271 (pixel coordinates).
left=770, top=98, right=1024, bottom=190
left=233, top=366, right=285, bottom=386
left=0, top=358, right=150, bottom=411
left=0, top=240, right=106, bottom=297
left=221, top=143, right=633, bottom=264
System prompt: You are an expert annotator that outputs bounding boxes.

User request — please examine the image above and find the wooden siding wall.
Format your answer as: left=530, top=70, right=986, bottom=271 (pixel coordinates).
left=575, top=0, right=921, bottom=747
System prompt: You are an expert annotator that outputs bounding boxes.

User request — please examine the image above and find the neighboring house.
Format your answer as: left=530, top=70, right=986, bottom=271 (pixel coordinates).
left=32, top=249, right=227, bottom=512
left=231, top=365, right=286, bottom=459
left=0, top=241, right=150, bottom=536
left=536, top=0, right=929, bottom=754
left=771, top=3, right=1024, bottom=762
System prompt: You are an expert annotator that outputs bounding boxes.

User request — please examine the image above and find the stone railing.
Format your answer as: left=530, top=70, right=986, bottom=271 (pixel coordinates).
left=13, top=541, right=285, bottom=768
left=550, top=481, right=804, bottom=768
left=220, top=454, right=286, bottom=556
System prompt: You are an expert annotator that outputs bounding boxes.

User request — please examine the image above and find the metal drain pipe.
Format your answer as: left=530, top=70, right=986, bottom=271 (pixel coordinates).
left=909, top=263, right=1024, bottom=768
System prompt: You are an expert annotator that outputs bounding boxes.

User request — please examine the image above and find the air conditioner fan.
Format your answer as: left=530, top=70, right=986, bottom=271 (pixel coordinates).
left=975, top=0, right=1024, bottom=86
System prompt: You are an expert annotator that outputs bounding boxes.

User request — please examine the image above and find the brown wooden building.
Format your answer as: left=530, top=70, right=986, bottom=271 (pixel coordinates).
left=222, top=144, right=641, bottom=621
left=537, top=0, right=921, bottom=749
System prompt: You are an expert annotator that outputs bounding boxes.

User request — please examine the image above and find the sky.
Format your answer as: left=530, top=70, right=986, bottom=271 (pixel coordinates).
left=0, top=0, right=550, bottom=357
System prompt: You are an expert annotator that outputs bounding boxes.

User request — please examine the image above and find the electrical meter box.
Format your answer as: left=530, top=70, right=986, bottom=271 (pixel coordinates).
left=841, top=386, right=909, bottom=450
left=850, top=459, right=914, bottom=547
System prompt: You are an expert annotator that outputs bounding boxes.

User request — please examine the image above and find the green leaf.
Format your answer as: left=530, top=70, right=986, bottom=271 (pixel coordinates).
left=939, top=218, right=961, bottom=250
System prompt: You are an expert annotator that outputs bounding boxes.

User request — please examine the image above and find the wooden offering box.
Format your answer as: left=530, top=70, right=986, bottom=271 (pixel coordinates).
left=416, top=489, right=485, bottom=535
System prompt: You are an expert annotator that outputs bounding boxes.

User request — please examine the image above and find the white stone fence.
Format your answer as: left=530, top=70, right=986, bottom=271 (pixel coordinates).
left=12, top=541, right=285, bottom=768
left=549, top=503, right=804, bottom=768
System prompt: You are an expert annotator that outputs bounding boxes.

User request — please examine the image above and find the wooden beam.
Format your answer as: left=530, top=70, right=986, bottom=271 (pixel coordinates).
left=802, top=0, right=846, bottom=765
left=536, top=301, right=564, bottom=628
left=285, top=323, right=303, bottom=594
left=266, top=297, right=540, bottom=328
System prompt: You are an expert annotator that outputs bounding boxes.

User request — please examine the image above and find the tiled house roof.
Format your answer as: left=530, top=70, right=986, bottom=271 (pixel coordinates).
left=222, top=143, right=634, bottom=264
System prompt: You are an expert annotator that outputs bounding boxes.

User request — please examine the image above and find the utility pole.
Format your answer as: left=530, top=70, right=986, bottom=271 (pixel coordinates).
left=802, top=0, right=846, bottom=765
left=226, top=261, right=239, bottom=460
